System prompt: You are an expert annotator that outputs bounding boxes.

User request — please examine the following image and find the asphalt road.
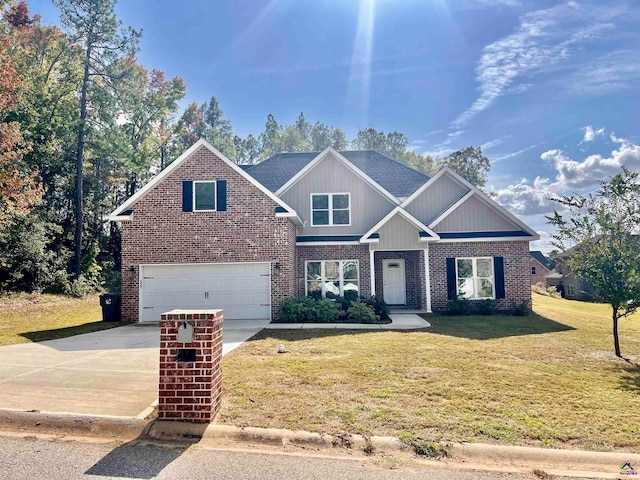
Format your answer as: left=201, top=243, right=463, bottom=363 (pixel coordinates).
left=0, top=435, right=591, bottom=480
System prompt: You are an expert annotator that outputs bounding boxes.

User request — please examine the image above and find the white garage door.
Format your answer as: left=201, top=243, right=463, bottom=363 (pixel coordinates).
left=139, top=263, right=271, bottom=322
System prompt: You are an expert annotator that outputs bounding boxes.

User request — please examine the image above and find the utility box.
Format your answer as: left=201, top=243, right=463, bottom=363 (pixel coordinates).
left=159, top=310, right=224, bottom=423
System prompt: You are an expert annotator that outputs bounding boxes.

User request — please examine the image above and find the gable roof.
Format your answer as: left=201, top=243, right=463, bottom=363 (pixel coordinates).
left=530, top=251, right=550, bottom=269
left=360, top=207, right=440, bottom=243
left=109, top=139, right=300, bottom=222
left=245, top=149, right=429, bottom=198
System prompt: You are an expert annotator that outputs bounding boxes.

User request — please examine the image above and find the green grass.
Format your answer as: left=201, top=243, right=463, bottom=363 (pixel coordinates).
left=0, top=293, right=122, bottom=346
left=220, top=294, right=640, bottom=452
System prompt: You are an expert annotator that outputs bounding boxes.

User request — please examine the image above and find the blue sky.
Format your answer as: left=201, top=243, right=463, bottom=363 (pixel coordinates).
left=29, top=0, right=640, bottom=252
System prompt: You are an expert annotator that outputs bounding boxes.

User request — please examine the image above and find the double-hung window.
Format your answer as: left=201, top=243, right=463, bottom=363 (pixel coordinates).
left=311, top=193, right=350, bottom=226
left=193, top=181, right=217, bottom=211
left=456, top=257, right=495, bottom=299
left=306, top=260, right=359, bottom=297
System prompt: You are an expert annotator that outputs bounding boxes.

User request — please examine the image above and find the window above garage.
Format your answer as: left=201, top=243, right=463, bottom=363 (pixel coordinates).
left=182, top=180, right=227, bottom=212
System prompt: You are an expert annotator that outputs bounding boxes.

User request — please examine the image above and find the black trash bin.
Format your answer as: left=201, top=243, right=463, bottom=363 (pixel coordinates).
left=99, top=293, right=121, bottom=322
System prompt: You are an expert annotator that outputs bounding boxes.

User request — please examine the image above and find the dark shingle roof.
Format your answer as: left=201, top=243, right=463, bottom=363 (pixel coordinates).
left=244, top=150, right=429, bottom=198
left=530, top=251, right=550, bottom=269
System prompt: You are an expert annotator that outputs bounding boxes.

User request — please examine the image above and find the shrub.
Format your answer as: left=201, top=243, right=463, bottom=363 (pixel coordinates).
left=547, top=286, right=562, bottom=299
left=307, top=298, right=342, bottom=323
left=511, top=301, right=531, bottom=316
left=361, top=295, right=390, bottom=319
left=532, top=283, right=549, bottom=296
left=471, top=299, right=495, bottom=315
left=278, top=297, right=315, bottom=322
left=445, top=296, right=471, bottom=315
left=347, top=301, right=379, bottom=323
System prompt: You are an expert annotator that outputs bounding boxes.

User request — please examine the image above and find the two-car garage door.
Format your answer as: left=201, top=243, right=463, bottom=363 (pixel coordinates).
left=139, top=263, right=271, bottom=322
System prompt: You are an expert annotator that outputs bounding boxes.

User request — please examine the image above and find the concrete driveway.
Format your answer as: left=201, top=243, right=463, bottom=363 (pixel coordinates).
left=0, top=319, right=269, bottom=418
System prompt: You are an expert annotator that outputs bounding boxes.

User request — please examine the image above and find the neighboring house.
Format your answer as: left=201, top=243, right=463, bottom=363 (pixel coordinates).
left=529, top=251, right=551, bottom=285
left=545, top=254, right=596, bottom=301
left=109, top=140, right=539, bottom=323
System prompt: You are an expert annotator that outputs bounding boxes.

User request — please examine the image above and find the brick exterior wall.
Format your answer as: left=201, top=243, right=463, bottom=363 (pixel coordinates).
left=373, top=251, right=426, bottom=308
left=120, top=145, right=296, bottom=322
left=429, top=241, right=531, bottom=312
left=295, top=244, right=371, bottom=298
left=159, top=310, right=223, bottom=423
left=530, top=258, right=550, bottom=285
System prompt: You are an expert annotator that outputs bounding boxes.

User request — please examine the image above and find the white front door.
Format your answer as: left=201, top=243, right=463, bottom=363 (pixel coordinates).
left=382, top=259, right=406, bottom=305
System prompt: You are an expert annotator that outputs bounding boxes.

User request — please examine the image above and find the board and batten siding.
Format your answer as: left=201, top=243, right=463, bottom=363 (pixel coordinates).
left=370, top=214, right=425, bottom=251
left=405, top=173, right=469, bottom=225
left=434, top=195, right=518, bottom=232
left=280, top=153, right=396, bottom=236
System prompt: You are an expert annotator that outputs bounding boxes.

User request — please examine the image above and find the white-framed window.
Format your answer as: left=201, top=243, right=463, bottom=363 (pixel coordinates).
left=456, top=257, right=495, bottom=300
left=531, top=266, right=536, bottom=275
left=311, top=193, right=351, bottom=226
left=193, top=181, right=216, bottom=211
left=566, top=285, right=575, bottom=296
left=306, top=260, right=359, bottom=297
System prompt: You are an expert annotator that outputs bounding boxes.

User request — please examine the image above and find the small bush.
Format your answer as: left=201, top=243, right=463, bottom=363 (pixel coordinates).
left=532, top=283, right=549, bottom=296
left=347, top=301, right=379, bottom=323
left=307, top=298, right=342, bottom=323
left=445, top=296, right=471, bottom=315
left=361, top=295, right=390, bottom=319
left=511, top=301, right=531, bottom=316
left=547, top=286, right=562, bottom=299
left=471, top=299, right=495, bottom=315
left=278, top=297, right=315, bottom=322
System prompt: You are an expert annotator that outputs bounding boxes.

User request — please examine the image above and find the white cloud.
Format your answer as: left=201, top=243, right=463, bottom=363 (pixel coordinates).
left=493, top=143, right=540, bottom=162
left=582, top=125, right=605, bottom=142
left=495, top=138, right=640, bottom=215
left=480, top=136, right=511, bottom=151
left=451, top=3, right=616, bottom=128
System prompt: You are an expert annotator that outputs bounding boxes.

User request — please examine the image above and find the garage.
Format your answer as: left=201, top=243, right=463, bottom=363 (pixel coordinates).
left=139, top=262, right=271, bottom=322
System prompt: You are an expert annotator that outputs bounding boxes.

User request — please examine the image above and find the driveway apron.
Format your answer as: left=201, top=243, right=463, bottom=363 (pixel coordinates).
left=0, top=319, right=267, bottom=417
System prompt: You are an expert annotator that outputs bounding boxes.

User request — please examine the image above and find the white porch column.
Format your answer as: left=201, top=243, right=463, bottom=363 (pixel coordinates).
left=424, top=246, right=432, bottom=313
left=369, top=248, right=376, bottom=297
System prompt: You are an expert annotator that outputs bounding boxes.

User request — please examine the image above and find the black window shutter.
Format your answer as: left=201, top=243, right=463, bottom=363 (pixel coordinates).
left=446, top=257, right=456, bottom=300
left=216, top=180, right=227, bottom=211
left=182, top=181, right=193, bottom=212
left=494, top=256, right=505, bottom=299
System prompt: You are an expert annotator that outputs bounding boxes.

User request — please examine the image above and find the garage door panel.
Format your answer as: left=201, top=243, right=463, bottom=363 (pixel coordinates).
left=140, top=263, right=271, bottom=322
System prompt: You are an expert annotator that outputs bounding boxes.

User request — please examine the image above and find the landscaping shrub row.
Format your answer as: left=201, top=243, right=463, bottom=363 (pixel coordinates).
left=445, top=297, right=530, bottom=316
left=277, top=293, right=390, bottom=323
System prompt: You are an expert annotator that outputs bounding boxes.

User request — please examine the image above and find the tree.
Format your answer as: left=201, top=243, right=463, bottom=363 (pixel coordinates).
left=54, top=0, right=139, bottom=277
left=547, top=167, right=640, bottom=358
left=0, top=16, right=43, bottom=228
left=442, top=146, right=490, bottom=188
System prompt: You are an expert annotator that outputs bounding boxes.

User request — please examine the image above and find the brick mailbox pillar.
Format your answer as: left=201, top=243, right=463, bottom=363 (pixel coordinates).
left=159, top=310, right=224, bottom=423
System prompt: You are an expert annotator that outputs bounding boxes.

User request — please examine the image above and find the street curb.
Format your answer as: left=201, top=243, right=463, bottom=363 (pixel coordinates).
left=0, top=409, right=149, bottom=441
left=2, top=409, right=638, bottom=478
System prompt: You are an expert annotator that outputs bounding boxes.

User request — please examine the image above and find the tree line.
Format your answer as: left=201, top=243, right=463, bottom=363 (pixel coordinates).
left=0, top=0, right=490, bottom=295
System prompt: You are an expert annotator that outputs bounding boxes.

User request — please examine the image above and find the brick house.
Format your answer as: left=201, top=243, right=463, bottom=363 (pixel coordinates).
left=529, top=250, right=551, bottom=285
left=109, top=139, right=539, bottom=322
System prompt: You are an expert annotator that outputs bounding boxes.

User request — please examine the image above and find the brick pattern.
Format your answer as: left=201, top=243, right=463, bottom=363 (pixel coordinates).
left=295, top=244, right=371, bottom=298
left=159, top=310, right=223, bottom=423
left=373, top=251, right=426, bottom=308
left=120, top=146, right=296, bottom=322
left=429, top=241, right=531, bottom=312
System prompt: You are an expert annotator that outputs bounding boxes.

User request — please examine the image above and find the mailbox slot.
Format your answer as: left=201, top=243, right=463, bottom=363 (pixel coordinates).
left=177, top=349, right=196, bottom=363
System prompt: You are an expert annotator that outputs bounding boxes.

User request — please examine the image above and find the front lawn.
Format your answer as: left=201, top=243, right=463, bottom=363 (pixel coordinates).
left=0, top=293, right=121, bottom=346
left=220, top=294, right=640, bottom=452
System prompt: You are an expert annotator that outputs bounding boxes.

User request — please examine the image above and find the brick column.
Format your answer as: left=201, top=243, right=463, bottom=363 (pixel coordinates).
left=159, top=310, right=223, bottom=423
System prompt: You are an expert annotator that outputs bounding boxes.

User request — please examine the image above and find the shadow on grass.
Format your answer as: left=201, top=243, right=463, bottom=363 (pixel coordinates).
left=424, top=312, right=576, bottom=340
left=252, top=312, right=575, bottom=343
left=619, top=364, right=640, bottom=394
left=19, top=321, right=125, bottom=344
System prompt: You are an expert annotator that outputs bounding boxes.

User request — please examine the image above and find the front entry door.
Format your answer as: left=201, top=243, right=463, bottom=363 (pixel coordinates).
left=382, top=259, right=406, bottom=305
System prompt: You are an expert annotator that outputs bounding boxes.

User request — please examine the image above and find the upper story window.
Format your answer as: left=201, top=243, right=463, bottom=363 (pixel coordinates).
left=194, top=181, right=217, bottom=211
left=456, top=257, right=495, bottom=299
left=531, top=266, right=536, bottom=275
left=311, top=193, right=350, bottom=226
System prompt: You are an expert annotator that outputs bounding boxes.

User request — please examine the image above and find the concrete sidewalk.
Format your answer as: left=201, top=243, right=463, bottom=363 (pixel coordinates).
left=0, top=319, right=268, bottom=418
left=264, top=313, right=430, bottom=330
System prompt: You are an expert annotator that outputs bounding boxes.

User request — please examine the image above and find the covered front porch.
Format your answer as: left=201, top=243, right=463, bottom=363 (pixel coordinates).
left=370, top=250, right=430, bottom=311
